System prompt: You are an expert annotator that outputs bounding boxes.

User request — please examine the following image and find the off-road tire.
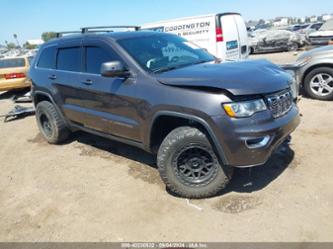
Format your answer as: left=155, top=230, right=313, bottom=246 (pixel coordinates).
left=304, top=67, right=333, bottom=101
left=36, top=101, right=70, bottom=144
left=157, top=126, right=232, bottom=199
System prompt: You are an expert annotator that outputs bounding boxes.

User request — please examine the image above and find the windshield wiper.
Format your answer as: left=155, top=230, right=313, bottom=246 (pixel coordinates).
left=189, top=59, right=213, bottom=66
left=153, top=60, right=213, bottom=74
left=153, top=66, right=179, bottom=73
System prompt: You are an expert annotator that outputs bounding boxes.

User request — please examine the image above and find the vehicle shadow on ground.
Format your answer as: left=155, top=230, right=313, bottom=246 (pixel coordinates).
left=0, top=89, right=30, bottom=100
left=71, top=131, right=157, bottom=168
left=219, top=144, right=295, bottom=195
left=69, top=131, right=295, bottom=197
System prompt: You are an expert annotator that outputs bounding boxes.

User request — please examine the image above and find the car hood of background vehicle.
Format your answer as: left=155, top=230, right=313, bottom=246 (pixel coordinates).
left=156, top=59, right=291, bottom=95
left=298, top=45, right=333, bottom=60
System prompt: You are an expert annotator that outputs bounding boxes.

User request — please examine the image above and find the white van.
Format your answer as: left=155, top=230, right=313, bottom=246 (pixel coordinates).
left=141, top=13, right=249, bottom=61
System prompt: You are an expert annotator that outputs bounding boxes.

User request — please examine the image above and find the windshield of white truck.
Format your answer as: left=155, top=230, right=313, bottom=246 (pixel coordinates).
left=118, top=34, right=215, bottom=73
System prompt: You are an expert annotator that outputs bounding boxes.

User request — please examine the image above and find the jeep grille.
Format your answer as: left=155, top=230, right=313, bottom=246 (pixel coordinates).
left=266, top=90, right=293, bottom=118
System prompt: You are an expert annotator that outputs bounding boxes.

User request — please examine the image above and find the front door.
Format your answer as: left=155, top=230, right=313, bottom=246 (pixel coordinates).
left=54, top=39, right=84, bottom=122
left=75, top=38, right=141, bottom=141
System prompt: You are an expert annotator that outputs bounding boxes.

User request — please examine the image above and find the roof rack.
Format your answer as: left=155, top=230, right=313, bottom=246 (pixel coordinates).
left=80, top=26, right=140, bottom=33
left=56, top=31, right=82, bottom=38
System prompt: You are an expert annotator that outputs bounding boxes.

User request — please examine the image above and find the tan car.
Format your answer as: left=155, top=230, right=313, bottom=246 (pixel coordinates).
left=0, top=56, right=33, bottom=91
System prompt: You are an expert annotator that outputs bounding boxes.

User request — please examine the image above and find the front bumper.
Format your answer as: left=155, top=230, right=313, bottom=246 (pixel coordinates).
left=211, top=104, right=300, bottom=168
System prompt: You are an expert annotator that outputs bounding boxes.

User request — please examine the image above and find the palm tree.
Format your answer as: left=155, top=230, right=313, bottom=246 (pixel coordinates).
left=13, top=34, right=20, bottom=48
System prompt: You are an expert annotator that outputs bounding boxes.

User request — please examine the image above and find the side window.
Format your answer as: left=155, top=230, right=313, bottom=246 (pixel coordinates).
left=37, top=46, right=56, bottom=69
left=85, top=46, right=119, bottom=74
left=57, top=47, right=81, bottom=72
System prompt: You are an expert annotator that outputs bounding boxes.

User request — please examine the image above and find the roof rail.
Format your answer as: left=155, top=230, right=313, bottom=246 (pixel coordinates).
left=81, top=26, right=140, bottom=33
left=56, top=31, right=82, bottom=38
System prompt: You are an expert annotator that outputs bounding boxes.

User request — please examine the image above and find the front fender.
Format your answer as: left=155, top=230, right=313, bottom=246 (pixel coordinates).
left=145, top=110, right=228, bottom=165
left=300, top=59, right=333, bottom=83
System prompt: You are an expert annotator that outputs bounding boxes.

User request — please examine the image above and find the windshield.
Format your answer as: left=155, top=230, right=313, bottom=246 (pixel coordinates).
left=118, top=34, right=215, bottom=73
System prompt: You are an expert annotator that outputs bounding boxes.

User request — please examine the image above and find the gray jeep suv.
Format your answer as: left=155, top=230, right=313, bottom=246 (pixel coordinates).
left=29, top=27, right=300, bottom=198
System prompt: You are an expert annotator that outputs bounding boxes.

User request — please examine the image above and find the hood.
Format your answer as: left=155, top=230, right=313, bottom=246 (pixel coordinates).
left=298, top=45, right=333, bottom=60
left=156, top=60, right=291, bottom=96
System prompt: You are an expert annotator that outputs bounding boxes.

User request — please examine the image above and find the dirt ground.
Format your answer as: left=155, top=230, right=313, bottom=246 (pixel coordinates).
left=0, top=52, right=333, bottom=242
left=251, top=50, right=300, bottom=64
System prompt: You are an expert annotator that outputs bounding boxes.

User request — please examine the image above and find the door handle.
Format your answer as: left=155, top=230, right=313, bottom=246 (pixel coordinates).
left=48, top=75, right=57, bottom=80
left=82, top=79, right=93, bottom=85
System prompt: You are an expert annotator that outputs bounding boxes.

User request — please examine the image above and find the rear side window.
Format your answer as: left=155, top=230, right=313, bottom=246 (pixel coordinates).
left=37, top=47, right=56, bottom=69
left=85, top=46, right=119, bottom=74
left=57, top=47, right=81, bottom=72
left=0, top=58, right=25, bottom=69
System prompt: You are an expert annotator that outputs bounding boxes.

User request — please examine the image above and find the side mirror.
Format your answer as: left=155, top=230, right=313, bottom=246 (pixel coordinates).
left=101, top=61, right=130, bottom=78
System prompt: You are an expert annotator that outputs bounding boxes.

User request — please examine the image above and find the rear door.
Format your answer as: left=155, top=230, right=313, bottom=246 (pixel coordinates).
left=219, top=14, right=248, bottom=60
left=234, top=15, right=249, bottom=59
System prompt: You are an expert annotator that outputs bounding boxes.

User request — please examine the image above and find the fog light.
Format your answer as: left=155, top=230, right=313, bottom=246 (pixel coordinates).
left=245, top=135, right=270, bottom=149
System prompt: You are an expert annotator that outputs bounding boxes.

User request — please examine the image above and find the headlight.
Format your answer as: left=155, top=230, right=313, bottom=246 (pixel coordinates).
left=223, top=99, right=267, bottom=118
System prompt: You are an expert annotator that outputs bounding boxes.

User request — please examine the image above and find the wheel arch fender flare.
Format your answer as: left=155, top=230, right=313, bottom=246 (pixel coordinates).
left=148, top=111, right=228, bottom=165
left=33, top=90, right=69, bottom=127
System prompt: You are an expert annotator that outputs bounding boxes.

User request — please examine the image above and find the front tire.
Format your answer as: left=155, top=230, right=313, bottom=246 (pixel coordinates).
left=157, top=127, right=232, bottom=199
left=287, top=42, right=299, bottom=52
left=36, top=101, right=70, bottom=144
left=304, top=67, right=333, bottom=100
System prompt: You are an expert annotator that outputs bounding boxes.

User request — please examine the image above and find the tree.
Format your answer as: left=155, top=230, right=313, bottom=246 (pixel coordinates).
left=258, top=19, right=266, bottom=25
left=13, top=34, right=20, bottom=47
left=23, top=42, right=38, bottom=50
left=6, top=42, right=16, bottom=49
left=41, top=32, right=57, bottom=42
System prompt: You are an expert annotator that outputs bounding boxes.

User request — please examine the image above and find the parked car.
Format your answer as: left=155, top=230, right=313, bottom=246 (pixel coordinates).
left=295, top=45, right=333, bottom=100
left=298, top=23, right=323, bottom=35
left=141, top=13, right=248, bottom=61
left=249, top=29, right=304, bottom=54
left=288, top=24, right=310, bottom=32
left=29, top=27, right=300, bottom=198
left=308, top=19, right=333, bottom=45
left=0, top=56, right=32, bottom=91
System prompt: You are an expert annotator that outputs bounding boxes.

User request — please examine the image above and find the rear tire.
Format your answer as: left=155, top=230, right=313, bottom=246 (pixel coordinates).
left=157, top=127, right=232, bottom=199
left=35, top=101, right=70, bottom=144
left=304, top=67, right=333, bottom=100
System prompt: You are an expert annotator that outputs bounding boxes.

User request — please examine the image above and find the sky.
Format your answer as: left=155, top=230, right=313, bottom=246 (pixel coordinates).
left=1, top=0, right=333, bottom=44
